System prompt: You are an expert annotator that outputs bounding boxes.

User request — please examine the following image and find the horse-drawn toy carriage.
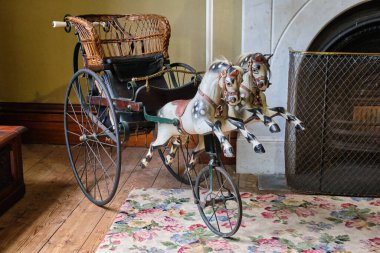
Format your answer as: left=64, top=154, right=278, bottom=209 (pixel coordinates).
left=53, top=13, right=305, bottom=237
left=53, top=14, right=247, bottom=237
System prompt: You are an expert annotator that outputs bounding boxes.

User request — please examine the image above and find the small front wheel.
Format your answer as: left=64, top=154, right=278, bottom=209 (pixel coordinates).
left=194, top=165, right=242, bottom=237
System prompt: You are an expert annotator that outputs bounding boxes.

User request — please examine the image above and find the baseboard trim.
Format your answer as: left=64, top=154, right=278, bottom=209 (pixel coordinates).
left=0, top=102, right=156, bottom=147
left=0, top=103, right=65, bottom=144
left=0, top=102, right=236, bottom=164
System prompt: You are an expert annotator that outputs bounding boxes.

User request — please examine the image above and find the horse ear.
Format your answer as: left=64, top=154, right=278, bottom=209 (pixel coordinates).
left=229, top=68, right=239, bottom=77
left=264, top=53, right=273, bottom=61
left=233, top=66, right=244, bottom=75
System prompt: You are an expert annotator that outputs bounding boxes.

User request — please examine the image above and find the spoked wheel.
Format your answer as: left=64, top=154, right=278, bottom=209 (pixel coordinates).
left=195, top=165, right=242, bottom=237
left=158, top=135, right=205, bottom=185
left=158, top=63, right=203, bottom=184
left=162, top=62, right=201, bottom=89
left=64, top=68, right=121, bottom=206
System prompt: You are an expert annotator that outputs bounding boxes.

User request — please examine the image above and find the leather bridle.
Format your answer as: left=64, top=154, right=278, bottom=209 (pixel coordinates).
left=197, top=66, right=241, bottom=117
left=247, top=56, right=270, bottom=90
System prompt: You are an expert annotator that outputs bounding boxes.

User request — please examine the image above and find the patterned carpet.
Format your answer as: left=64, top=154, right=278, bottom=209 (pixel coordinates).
left=96, top=188, right=380, bottom=253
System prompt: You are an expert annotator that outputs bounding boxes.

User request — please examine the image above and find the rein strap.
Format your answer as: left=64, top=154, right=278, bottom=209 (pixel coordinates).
left=241, top=85, right=263, bottom=106
left=197, top=89, right=224, bottom=117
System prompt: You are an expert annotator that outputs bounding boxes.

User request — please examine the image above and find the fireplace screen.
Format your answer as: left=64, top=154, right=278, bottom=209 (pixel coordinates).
left=286, top=51, right=380, bottom=196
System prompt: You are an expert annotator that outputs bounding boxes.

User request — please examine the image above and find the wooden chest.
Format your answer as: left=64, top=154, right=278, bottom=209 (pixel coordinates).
left=0, top=126, right=26, bottom=215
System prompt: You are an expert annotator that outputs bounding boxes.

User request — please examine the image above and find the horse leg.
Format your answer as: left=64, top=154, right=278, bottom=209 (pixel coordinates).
left=141, top=144, right=154, bottom=168
left=141, top=125, right=174, bottom=168
left=227, top=118, right=265, bottom=153
left=205, top=120, right=234, bottom=157
left=256, top=92, right=281, bottom=132
left=267, top=107, right=305, bottom=130
left=187, top=135, right=205, bottom=171
left=248, top=107, right=280, bottom=133
left=165, top=137, right=180, bottom=165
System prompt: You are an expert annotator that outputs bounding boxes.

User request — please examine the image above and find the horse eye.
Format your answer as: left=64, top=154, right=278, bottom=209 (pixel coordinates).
left=227, top=78, right=235, bottom=86
left=252, top=65, right=260, bottom=74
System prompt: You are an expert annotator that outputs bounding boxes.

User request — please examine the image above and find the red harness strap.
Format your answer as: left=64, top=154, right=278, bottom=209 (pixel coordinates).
left=197, top=89, right=224, bottom=117
left=197, top=89, right=217, bottom=108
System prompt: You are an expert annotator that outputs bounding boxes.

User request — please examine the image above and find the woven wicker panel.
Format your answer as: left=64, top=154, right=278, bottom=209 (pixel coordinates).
left=66, top=14, right=170, bottom=71
left=286, top=51, right=380, bottom=196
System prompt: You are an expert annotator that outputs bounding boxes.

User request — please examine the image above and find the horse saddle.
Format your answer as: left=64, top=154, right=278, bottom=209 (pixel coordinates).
left=172, top=99, right=191, bottom=118
left=171, top=99, right=191, bottom=134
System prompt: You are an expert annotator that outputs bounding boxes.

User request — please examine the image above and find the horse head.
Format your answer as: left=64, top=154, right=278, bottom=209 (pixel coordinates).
left=205, top=60, right=243, bottom=107
left=238, top=52, right=271, bottom=92
left=219, top=65, right=243, bottom=105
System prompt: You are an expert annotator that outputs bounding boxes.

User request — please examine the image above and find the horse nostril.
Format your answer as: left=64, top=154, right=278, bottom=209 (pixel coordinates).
left=257, top=80, right=265, bottom=88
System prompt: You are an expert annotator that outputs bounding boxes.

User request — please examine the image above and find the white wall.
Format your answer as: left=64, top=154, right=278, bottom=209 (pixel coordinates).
left=238, top=0, right=366, bottom=174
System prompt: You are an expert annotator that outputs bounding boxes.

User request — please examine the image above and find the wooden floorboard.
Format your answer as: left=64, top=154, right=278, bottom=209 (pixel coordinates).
left=0, top=144, right=259, bottom=253
left=78, top=148, right=163, bottom=253
left=0, top=145, right=82, bottom=253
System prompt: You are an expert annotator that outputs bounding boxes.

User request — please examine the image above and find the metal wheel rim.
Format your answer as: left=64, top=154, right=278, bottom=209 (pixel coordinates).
left=158, top=135, right=204, bottom=185
left=64, top=68, right=121, bottom=206
left=195, top=165, right=242, bottom=237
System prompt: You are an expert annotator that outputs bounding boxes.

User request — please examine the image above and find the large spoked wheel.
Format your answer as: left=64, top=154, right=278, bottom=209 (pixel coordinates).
left=64, top=68, right=121, bottom=206
left=162, top=62, right=200, bottom=89
left=158, top=135, right=205, bottom=185
left=195, top=165, right=242, bottom=237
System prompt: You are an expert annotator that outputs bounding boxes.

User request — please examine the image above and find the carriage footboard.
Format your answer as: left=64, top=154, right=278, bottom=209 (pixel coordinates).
left=143, top=107, right=179, bottom=126
left=88, top=96, right=142, bottom=112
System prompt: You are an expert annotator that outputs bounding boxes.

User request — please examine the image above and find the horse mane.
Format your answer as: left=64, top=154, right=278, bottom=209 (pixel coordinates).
left=236, top=52, right=270, bottom=67
left=236, top=53, right=251, bottom=66
left=210, top=57, right=231, bottom=65
left=208, top=57, right=232, bottom=71
left=199, top=57, right=236, bottom=96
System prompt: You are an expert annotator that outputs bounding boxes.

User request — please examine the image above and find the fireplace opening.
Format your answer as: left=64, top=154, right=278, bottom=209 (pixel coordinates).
left=286, top=1, right=380, bottom=196
left=308, top=1, right=380, bottom=53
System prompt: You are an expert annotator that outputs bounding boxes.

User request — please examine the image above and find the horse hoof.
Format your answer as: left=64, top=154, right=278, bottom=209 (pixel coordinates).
left=165, top=155, right=173, bottom=165
left=254, top=144, right=265, bottom=153
left=269, top=124, right=281, bottom=133
left=140, top=160, right=148, bottom=169
left=223, top=147, right=235, bottom=157
left=296, top=122, right=305, bottom=130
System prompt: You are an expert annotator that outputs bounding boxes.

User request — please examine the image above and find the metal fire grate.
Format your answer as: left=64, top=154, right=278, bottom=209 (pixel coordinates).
left=286, top=50, right=380, bottom=197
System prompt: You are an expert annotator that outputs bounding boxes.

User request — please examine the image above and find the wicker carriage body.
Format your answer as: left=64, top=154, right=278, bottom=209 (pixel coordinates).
left=63, top=14, right=200, bottom=135
left=66, top=14, right=171, bottom=71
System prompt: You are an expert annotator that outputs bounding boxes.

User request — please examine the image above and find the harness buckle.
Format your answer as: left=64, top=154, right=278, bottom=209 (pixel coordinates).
left=216, top=105, right=224, bottom=118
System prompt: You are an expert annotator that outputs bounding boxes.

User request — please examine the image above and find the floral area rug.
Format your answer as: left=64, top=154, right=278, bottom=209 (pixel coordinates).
left=96, top=188, right=380, bottom=253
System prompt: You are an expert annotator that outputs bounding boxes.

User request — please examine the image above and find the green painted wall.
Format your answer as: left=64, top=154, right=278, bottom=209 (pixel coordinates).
left=0, top=0, right=241, bottom=103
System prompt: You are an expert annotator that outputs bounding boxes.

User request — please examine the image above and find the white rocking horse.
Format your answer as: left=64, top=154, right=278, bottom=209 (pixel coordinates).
left=141, top=60, right=248, bottom=168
